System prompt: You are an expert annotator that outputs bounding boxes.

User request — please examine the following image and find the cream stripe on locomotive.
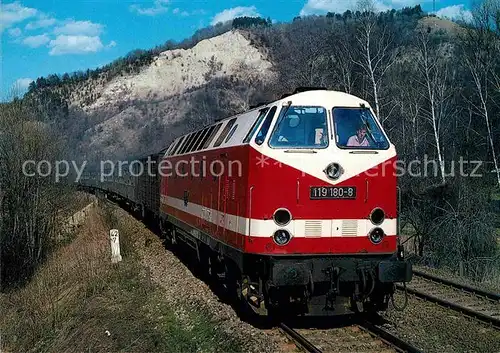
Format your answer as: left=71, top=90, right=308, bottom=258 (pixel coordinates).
left=162, top=195, right=397, bottom=238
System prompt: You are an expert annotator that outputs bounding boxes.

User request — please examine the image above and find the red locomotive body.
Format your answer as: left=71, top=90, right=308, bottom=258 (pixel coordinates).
left=159, top=88, right=411, bottom=315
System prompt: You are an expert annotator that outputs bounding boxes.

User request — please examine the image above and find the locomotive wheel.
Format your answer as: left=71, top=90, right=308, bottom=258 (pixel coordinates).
left=265, top=301, right=285, bottom=322
left=207, top=255, right=224, bottom=282
left=235, top=277, right=257, bottom=320
left=365, top=291, right=389, bottom=312
left=350, top=297, right=384, bottom=314
left=235, top=276, right=248, bottom=302
left=221, top=263, right=254, bottom=320
left=159, top=220, right=168, bottom=238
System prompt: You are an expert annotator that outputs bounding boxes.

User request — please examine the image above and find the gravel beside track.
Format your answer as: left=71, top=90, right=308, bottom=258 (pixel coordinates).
left=382, top=291, right=500, bottom=353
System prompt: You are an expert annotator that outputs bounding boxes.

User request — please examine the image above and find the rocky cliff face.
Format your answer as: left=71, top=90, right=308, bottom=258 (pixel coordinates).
left=83, top=31, right=271, bottom=113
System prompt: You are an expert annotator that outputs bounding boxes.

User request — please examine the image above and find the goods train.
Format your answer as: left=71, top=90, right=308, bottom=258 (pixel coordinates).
left=79, top=88, right=412, bottom=316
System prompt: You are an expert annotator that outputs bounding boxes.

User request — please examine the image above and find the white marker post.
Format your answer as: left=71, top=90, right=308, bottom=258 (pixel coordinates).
left=109, top=229, right=122, bottom=263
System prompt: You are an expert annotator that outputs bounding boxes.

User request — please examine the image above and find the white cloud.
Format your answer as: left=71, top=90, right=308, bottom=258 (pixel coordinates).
left=435, top=4, right=472, bottom=22
left=299, top=0, right=423, bottom=16
left=0, top=1, right=37, bottom=32
left=22, top=33, right=50, bottom=48
left=211, top=6, right=261, bottom=25
left=300, top=0, right=354, bottom=15
left=2, top=4, right=116, bottom=56
left=25, top=17, right=56, bottom=30
left=53, top=20, right=103, bottom=36
left=48, top=35, right=104, bottom=55
left=173, top=8, right=204, bottom=17
left=130, top=0, right=169, bottom=16
left=8, top=27, right=22, bottom=37
left=13, top=77, right=34, bottom=91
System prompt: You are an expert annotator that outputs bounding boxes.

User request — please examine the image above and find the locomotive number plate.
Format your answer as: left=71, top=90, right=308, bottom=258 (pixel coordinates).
left=310, top=186, right=356, bottom=199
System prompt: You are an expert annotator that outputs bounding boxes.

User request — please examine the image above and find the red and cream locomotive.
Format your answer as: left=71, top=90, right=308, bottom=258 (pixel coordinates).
left=158, top=88, right=412, bottom=315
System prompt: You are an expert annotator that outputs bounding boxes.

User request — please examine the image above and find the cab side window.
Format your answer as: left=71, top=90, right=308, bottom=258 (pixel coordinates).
left=254, top=106, right=277, bottom=145
left=243, top=108, right=268, bottom=143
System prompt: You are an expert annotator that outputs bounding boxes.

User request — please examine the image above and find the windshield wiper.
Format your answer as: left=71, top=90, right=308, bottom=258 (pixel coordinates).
left=281, top=100, right=292, bottom=119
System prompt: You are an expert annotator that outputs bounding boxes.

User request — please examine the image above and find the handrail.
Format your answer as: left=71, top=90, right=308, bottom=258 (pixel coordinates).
left=248, top=186, right=254, bottom=237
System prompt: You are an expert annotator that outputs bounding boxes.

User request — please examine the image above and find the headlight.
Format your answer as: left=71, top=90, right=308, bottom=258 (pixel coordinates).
left=370, top=208, right=385, bottom=225
left=273, top=229, right=291, bottom=246
left=369, top=227, right=385, bottom=244
left=273, top=208, right=291, bottom=226
left=324, top=162, right=342, bottom=180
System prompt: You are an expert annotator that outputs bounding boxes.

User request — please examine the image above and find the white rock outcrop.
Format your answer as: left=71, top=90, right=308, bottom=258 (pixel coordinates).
left=82, top=30, right=273, bottom=113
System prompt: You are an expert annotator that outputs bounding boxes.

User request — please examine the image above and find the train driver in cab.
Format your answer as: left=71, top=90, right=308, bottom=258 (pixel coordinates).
left=346, top=124, right=370, bottom=147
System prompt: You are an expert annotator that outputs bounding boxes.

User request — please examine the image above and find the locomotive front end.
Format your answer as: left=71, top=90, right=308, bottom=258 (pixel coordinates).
left=245, top=90, right=412, bottom=315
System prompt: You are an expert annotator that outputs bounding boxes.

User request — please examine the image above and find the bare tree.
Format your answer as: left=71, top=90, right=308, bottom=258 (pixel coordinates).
left=350, top=0, right=398, bottom=124
left=461, top=0, right=500, bottom=188
left=414, top=32, right=455, bottom=185
left=260, top=18, right=332, bottom=89
left=397, top=72, right=423, bottom=159
left=329, top=23, right=357, bottom=94
left=0, top=95, right=69, bottom=288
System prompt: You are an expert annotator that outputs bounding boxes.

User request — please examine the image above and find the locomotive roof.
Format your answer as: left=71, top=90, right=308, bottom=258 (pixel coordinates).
left=161, top=89, right=376, bottom=157
left=216, top=89, right=371, bottom=123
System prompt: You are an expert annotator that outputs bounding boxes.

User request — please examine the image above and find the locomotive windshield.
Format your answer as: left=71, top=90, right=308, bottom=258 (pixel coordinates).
left=333, top=107, right=389, bottom=150
left=268, top=106, right=328, bottom=148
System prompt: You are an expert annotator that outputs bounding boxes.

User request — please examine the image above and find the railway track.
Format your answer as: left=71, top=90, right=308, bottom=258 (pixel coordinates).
left=397, top=269, right=500, bottom=328
left=279, top=320, right=422, bottom=353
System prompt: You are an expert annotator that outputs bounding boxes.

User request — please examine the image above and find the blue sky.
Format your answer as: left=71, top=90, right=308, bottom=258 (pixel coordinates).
left=1, top=0, right=473, bottom=100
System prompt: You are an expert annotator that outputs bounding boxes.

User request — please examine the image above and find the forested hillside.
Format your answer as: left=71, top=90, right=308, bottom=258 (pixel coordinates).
left=3, top=2, right=500, bottom=280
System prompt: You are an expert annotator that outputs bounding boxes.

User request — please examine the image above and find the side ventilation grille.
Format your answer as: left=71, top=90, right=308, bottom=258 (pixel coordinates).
left=342, top=220, right=358, bottom=236
left=305, top=220, right=322, bottom=237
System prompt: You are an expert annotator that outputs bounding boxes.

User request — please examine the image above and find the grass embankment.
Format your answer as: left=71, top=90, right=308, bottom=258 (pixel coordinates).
left=1, top=201, right=242, bottom=353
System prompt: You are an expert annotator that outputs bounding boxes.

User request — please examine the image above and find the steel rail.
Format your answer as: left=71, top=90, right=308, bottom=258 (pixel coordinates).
left=279, top=322, right=322, bottom=353
left=397, top=284, right=500, bottom=328
left=412, top=269, right=500, bottom=301
left=280, top=320, right=422, bottom=353
left=358, top=320, right=423, bottom=353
